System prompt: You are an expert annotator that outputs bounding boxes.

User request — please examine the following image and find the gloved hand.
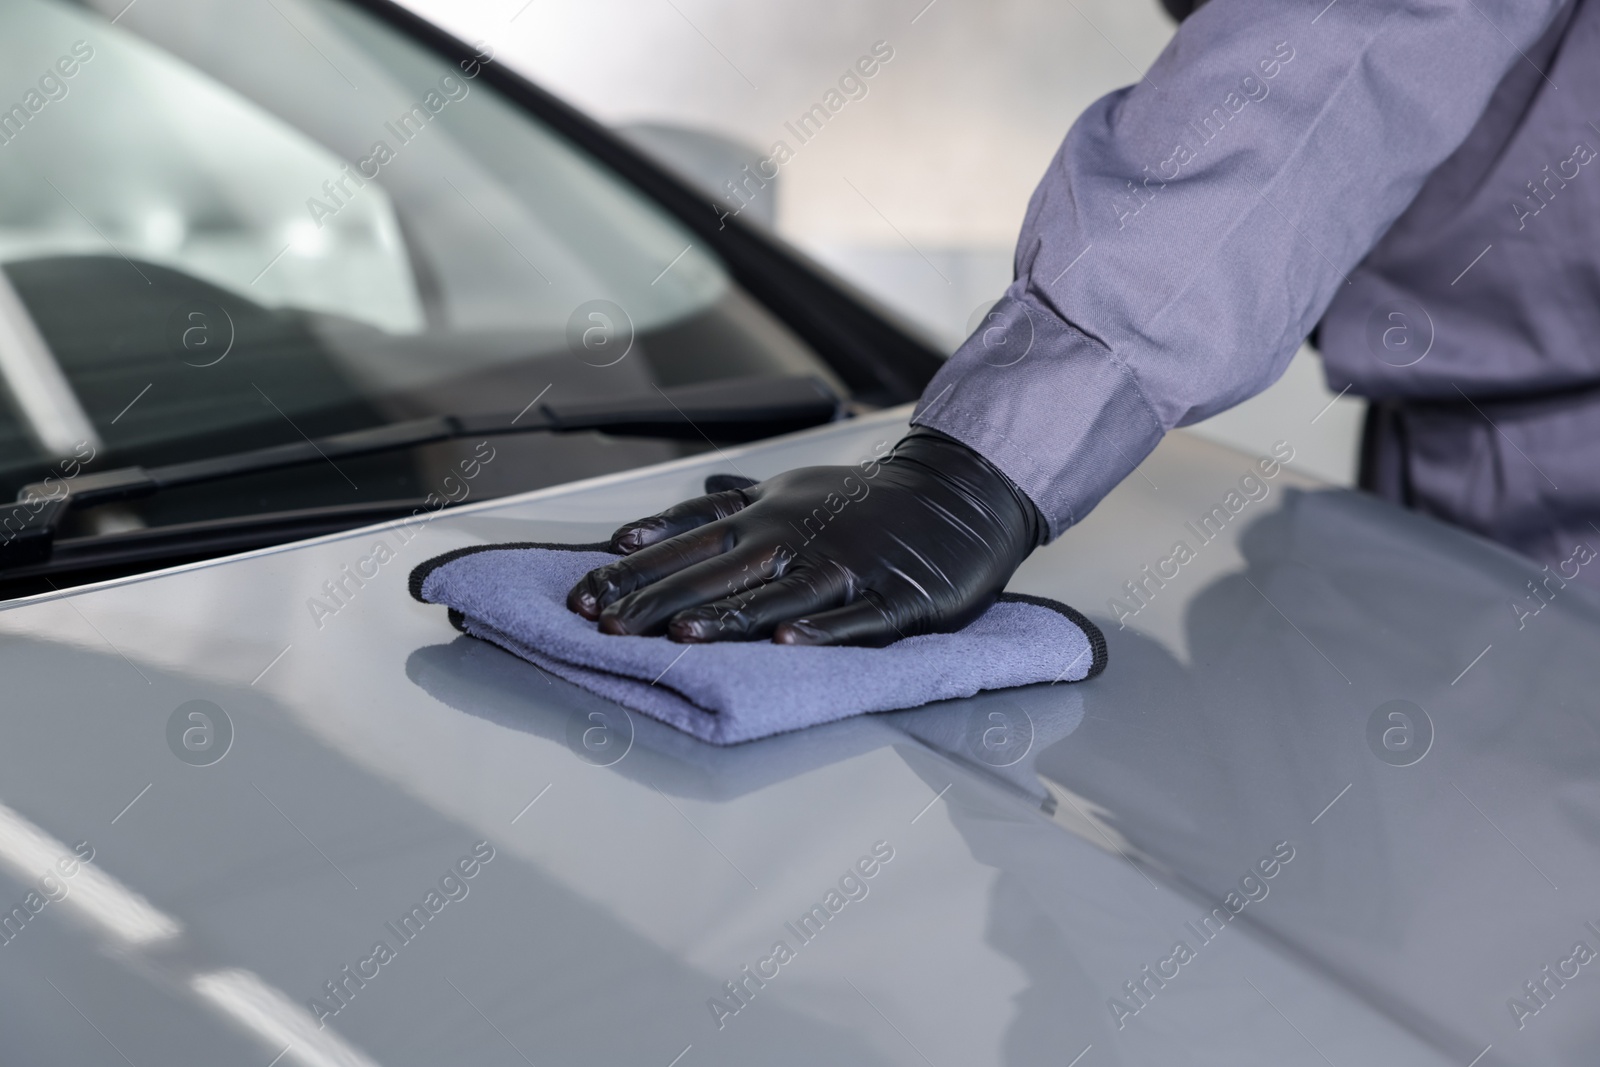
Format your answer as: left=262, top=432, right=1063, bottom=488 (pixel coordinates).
left=566, top=429, right=1043, bottom=646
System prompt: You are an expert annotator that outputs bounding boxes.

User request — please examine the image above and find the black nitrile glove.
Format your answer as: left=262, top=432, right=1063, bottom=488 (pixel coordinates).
left=565, top=429, right=1043, bottom=646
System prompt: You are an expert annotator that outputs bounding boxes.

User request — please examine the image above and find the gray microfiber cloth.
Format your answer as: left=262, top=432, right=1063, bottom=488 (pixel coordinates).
left=409, top=542, right=1106, bottom=745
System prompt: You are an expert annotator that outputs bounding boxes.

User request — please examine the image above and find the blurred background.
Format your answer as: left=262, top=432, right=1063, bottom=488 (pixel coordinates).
left=401, top=0, right=1366, bottom=484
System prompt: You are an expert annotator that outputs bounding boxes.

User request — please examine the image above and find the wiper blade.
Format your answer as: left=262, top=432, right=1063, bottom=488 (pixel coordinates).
left=0, top=499, right=435, bottom=594
left=1, top=375, right=843, bottom=570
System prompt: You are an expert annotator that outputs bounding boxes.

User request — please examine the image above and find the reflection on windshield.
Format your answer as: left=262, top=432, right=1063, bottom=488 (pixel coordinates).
left=0, top=0, right=836, bottom=528
left=0, top=0, right=423, bottom=333
left=0, top=0, right=729, bottom=335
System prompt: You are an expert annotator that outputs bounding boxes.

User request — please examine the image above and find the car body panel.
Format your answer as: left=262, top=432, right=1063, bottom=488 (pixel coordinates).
left=1, top=408, right=1596, bottom=1066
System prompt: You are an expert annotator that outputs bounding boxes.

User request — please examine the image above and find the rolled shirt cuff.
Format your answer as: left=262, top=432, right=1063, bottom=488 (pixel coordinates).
left=911, top=290, right=1164, bottom=542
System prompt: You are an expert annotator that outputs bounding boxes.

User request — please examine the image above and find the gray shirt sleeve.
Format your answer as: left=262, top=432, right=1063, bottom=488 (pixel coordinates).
left=910, top=0, right=1567, bottom=540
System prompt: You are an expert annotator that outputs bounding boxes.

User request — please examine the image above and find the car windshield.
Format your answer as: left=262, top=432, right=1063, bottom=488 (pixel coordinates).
left=0, top=0, right=840, bottom=538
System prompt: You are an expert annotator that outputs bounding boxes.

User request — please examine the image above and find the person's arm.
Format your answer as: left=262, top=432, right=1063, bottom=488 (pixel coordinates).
left=914, top=0, right=1567, bottom=538
left=570, top=0, right=1567, bottom=645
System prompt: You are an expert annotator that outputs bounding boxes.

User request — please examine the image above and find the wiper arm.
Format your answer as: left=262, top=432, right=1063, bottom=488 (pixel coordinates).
left=1, top=375, right=843, bottom=570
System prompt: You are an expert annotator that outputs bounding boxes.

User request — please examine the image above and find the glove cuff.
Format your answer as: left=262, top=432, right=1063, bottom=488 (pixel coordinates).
left=892, top=428, right=1047, bottom=549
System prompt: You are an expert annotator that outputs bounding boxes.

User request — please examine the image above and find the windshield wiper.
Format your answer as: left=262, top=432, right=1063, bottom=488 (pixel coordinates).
left=0, top=375, right=843, bottom=570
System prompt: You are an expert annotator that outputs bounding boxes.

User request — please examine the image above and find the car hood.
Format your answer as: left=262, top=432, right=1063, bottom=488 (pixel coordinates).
left=1, top=406, right=1596, bottom=1066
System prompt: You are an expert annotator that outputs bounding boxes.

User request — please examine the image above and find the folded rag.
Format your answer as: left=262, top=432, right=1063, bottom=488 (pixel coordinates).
left=409, top=543, right=1106, bottom=745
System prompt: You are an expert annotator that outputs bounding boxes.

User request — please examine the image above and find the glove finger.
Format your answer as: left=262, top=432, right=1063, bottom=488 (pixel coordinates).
left=567, top=525, right=728, bottom=619
left=609, top=488, right=750, bottom=554
left=771, top=595, right=908, bottom=648
left=667, top=566, right=850, bottom=643
left=597, top=542, right=786, bottom=636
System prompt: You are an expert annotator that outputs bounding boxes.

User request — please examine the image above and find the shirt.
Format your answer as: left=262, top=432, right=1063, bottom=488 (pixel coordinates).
left=912, top=0, right=1590, bottom=540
